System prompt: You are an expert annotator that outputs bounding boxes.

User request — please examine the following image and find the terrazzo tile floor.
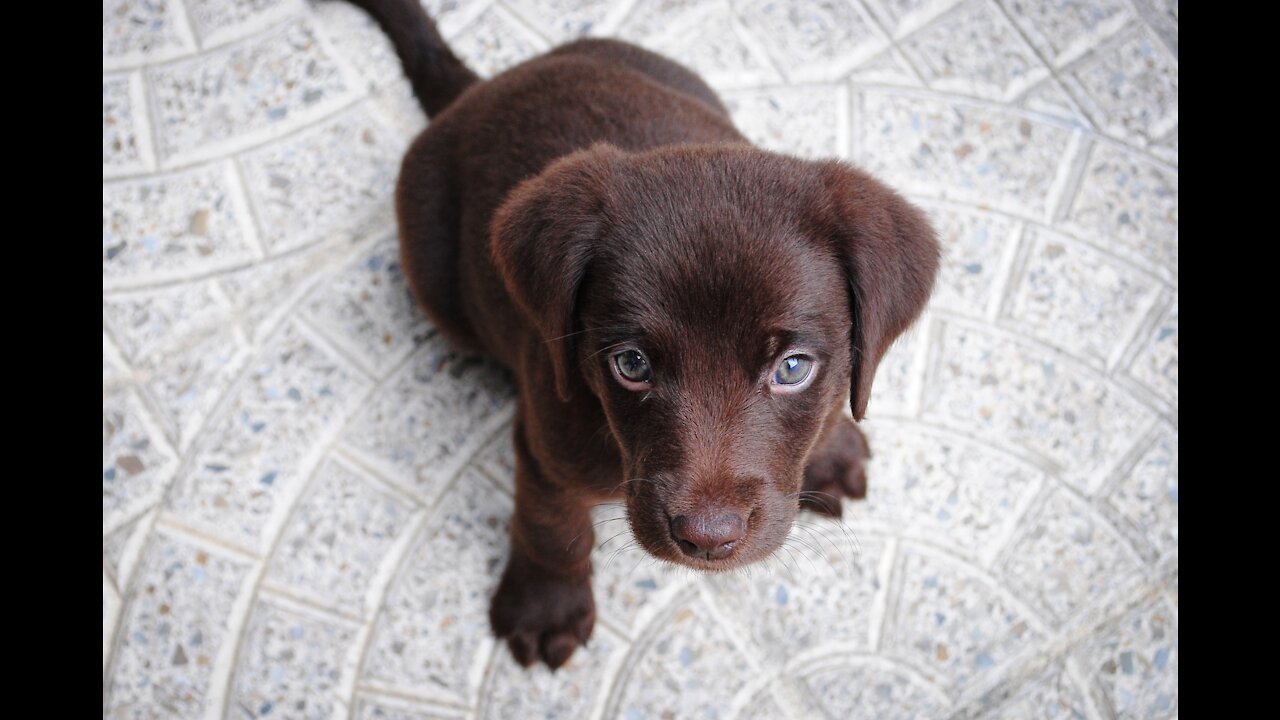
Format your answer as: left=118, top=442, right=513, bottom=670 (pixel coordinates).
left=102, top=1, right=1178, bottom=717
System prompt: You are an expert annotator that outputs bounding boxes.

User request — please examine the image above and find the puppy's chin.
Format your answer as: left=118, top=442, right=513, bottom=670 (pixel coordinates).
left=623, top=494, right=798, bottom=573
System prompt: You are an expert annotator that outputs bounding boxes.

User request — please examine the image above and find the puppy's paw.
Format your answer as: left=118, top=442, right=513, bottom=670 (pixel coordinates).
left=489, top=553, right=595, bottom=669
left=800, top=415, right=870, bottom=517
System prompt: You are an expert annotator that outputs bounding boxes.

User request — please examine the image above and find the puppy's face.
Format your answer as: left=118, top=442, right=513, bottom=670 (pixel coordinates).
left=576, top=210, right=852, bottom=570
left=492, top=143, right=938, bottom=571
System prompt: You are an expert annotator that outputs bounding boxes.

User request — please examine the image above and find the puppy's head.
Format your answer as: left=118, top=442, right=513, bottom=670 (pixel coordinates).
left=492, top=143, right=938, bottom=570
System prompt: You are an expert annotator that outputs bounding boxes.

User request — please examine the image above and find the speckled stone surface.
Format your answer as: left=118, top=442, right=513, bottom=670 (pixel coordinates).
left=103, top=2, right=1178, bottom=717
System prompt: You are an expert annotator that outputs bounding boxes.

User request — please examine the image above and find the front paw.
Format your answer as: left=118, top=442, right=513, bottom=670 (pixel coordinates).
left=489, top=553, right=595, bottom=669
left=800, top=415, right=870, bottom=517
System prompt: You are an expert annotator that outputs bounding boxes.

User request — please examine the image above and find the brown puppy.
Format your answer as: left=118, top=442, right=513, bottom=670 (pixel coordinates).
left=346, top=0, right=940, bottom=669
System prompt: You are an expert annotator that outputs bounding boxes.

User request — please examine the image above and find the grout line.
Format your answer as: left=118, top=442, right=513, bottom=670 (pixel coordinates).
left=173, top=0, right=202, bottom=52
left=228, top=156, right=268, bottom=260
left=985, top=220, right=1028, bottom=323
left=1106, top=287, right=1173, bottom=377
left=341, top=408, right=517, bottom=714
left=867, top=535, right=898, bottom=652
left=109, top=90, right=365, bottom=184
left=979, top=470, right=1047, bottom=570
left=1043, top=129, right=1090, bottom=226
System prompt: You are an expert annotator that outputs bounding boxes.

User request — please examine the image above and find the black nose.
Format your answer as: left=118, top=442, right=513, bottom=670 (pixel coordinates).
left=670, top=513, right=746, bottom=560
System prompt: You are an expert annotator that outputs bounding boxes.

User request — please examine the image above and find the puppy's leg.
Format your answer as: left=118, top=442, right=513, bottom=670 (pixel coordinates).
left=489, top=417, right=595, bottom=669
left=799, top=407, right=870, bottom=517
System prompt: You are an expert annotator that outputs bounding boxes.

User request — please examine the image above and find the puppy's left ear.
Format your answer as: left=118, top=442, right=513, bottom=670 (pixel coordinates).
left=813, top=162, right=941, bottom=421
left=490, top=144, right=624, bottom=402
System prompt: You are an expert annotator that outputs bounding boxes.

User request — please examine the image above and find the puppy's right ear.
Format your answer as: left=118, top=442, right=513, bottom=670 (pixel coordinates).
left=813, top=161, right=941, bottom=422
left=491, top=145, right=623, bottom=402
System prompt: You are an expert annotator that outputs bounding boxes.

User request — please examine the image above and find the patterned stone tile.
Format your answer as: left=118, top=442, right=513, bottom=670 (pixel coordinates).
left=999, top=0, right=1133, bottom=65
left=735, top=0, right=885, bottom=82
left=1071, top=598, right=1178, bottom=719
left=298, top=233, right=427, bottom=377
left=1126, top=300, right=1177, bottom=403
left=147, top=18, right=357, bottom=165
left=1003, top=226, right=1161, bottom=366
left=104, top=331, right=128, bottom=380
left=164, top=321, right=371, bottom=552
left=983, top=662, right=1091, bottom=719
left=1019, top=80, right=1090, bottom=127
left=105, top=534, right=253, bottom=718
left=801, top=657, right=951, bottom=719
left=104, top=390, right=178, bottom=532
left=924, top=202, right=1017, bottom=318
left=734, top=687, right=792, bottom=720
left=143, top=324, right=251, bottom=450
left=618, top=0, right=781, bottom=88
left=238, top=103, right=403, bottom=255
left=477, top=624, right=628, bottom=720
left=105, top=513, right=145, bottom=587
left=185, top=0, right=303, bottom=47
left=228, top=599, right=359, bottom=720
left=858, top=89, right=1076, bottom=218
left=1062, top=142, right=1178, bottom=275
left=900, top=0, right=1047, bottom=101
left=1108, top=429, right=1177, bottom=558
left=311, top=0, right=428, bottom=138
left=1066, top=26, right=1179, bottom=146
left=360, top=467, right=511, bottom=704
left=218, top=238, right=354, bottom=343
left=1149, top=127, right=1177, bottom=166
left=845, top=47, right=923, bottom=86
left=103, top=281, right=231, bottom=364
left=605, top=595, right=758, bottom=720
left=722, top=84, right=844, bottom=160
left=340, top=334, right=514, bottom=497
left=864, top=0, right=962, bottom=37
left=998, top=488, right=1145, bottom=625
left=704, top=536, right=884, bottom=663
left=102, top=0, right=196, bottom=68
left=100, top=0, right=1181, bottom=716
left=884, top=546, right=1045, bottom=696
left=854, top=422, right=1044, bottom=562
left=265, top=459, right=419, bottom=615
left=353, top=694, right=467, bottom=720
left=105, top=573, right=121, bottom=668
left=1134, top=0, right=1178, bottom=54
left=867, top=321, right=925, bottom=417
left=449, top=4, right=551, bottom=79
left=104, top=72, right=153, bottom=176
left=616, top=0, right=726, bottom=51
left=103, top=163, right=258, bottom=288
left=505, top=0, right=630, bottom=43
left=923, top=321, right=1154, bottom=481
left=1162, top=563, right=1176, bottom=607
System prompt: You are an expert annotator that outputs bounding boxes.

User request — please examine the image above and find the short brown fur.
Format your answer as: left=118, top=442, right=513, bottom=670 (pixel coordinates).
left=346, top=0, right=940, bottom=669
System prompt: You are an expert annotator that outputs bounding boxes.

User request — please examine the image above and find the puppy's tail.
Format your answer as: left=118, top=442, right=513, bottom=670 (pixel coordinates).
left=343, top=0, right=478, bottom=118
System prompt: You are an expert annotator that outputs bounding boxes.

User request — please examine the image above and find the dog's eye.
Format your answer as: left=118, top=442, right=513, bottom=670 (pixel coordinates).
left=773, top=354, right=813, bottom=386
left=613, top=349, right=652, bottom=385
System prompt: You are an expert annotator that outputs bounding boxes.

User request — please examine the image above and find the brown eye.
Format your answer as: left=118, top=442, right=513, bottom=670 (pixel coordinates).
left=613, top=349, right=652, bottom=384
left=773, top=354, right=813, bottom=385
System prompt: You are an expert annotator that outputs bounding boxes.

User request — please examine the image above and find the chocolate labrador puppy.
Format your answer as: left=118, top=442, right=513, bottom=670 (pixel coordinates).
left=346, top=0, right=940, bottom=668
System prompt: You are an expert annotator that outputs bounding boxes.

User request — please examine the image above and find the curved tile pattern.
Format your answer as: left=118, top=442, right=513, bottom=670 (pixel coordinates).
left=103, top=2, right=1178, bottom=717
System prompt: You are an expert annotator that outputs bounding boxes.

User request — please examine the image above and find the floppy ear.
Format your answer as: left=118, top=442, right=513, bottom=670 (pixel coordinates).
left=814, top=161, right=940, bottom=421
left=490, top=144, right=624, bottom=402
